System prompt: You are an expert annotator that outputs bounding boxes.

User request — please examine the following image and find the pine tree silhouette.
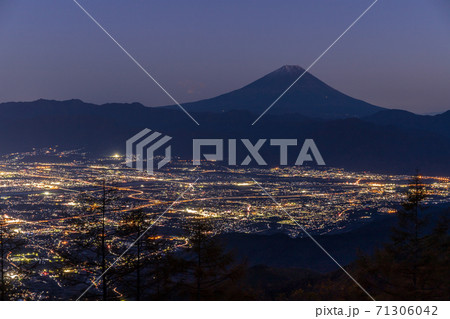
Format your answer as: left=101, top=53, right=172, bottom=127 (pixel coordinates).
left=353, top=172, right=449, bottom=300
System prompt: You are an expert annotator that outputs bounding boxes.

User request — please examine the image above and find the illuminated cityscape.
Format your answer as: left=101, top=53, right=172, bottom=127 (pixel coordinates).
left=1, top=147, right=449, bottom=300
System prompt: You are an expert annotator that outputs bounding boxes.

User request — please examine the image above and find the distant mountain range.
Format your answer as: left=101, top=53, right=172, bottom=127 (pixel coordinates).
left=0, top=65, right=449, bottom=175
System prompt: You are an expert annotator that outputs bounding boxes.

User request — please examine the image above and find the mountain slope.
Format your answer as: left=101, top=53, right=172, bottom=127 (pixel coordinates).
left=364, top=109, right=450, bottom=138
left=164, top=65, right=385, bottom=119
left=218, top=204, right=450, bottom=273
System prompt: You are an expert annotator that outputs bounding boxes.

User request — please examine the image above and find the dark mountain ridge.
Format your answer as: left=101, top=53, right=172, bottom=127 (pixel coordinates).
left=1, top=99, right=450, bottom=175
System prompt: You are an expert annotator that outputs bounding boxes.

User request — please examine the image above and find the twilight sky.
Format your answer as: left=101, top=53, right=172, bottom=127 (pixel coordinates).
left=0, top=0, right=449, bottom=114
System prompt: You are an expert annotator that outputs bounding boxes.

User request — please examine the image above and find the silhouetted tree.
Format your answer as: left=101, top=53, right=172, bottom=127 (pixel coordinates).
left=117, top=209, right=147, bottom=300
left=115, top=208, right=170, bottom=300
left=53, top=178, right=123, bottom=300
left=288, top=173, right=449, bottom=301
left=352, top=173, right=450, bottom=300
left=175, top=219, right=246, bottom=300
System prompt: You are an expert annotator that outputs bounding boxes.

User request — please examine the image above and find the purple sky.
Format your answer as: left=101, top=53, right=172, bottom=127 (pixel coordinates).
left=1, top=0, right=449, bottom=114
